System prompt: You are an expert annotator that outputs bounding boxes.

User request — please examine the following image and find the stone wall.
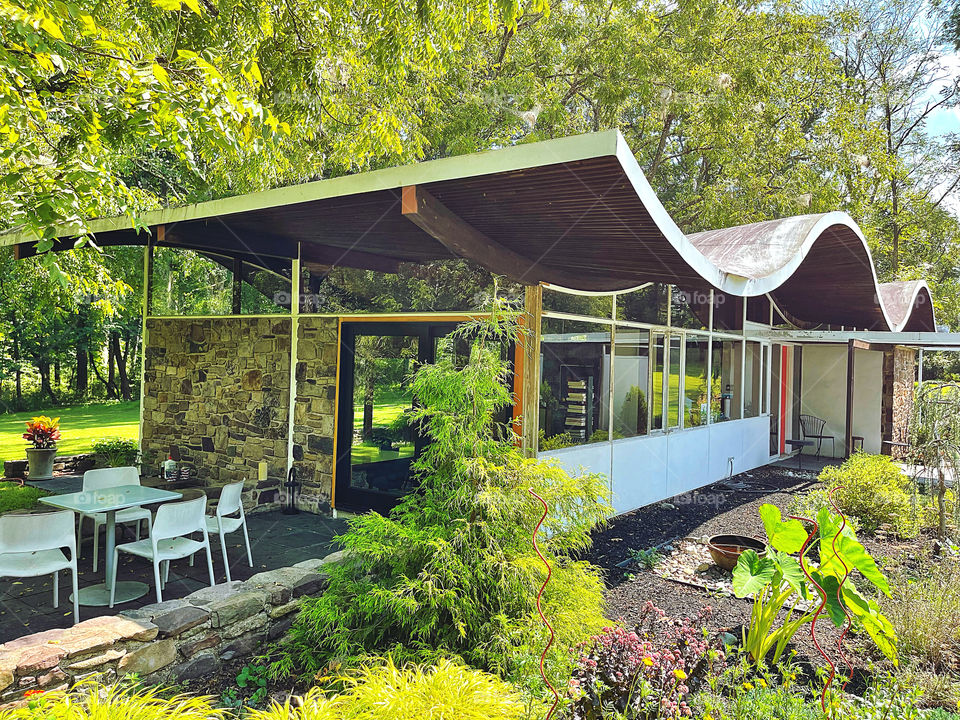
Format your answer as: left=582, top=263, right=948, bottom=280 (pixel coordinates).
left=291, top=317, right=339, bottom=514
left=881, top=345, right=915, bottom=457
left=0, top=559, right=329, bottom=707
left=142, top=318, right=292, bottom=509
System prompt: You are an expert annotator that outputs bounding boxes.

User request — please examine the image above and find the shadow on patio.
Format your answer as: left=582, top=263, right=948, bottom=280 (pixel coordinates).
left=0, top=508, right=346, bottom=642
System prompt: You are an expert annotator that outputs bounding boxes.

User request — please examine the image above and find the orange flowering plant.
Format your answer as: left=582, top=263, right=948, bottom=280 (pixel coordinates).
left=23, top=416, right=61, bottom=449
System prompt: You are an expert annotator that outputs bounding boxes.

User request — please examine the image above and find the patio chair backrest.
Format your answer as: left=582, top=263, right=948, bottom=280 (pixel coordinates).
left=216, top=481, right=245, bottom=518
left=152, top=496, right=206, bottom=543
left=82, top=466, right=141, bottom=492
left=799, top=414, right=826, bottom=438
left=0, top=510, right=76, bottom=555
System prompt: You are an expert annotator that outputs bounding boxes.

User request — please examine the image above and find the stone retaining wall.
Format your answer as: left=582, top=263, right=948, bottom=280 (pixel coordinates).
left=0, top=558, right=328, bottom=707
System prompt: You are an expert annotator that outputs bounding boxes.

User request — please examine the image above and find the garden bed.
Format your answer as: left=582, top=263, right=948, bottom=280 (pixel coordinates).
left=587, top=463, right=937, bottom=686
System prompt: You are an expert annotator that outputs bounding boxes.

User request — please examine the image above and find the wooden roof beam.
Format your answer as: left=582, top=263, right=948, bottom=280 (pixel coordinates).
left=401, top=184, right=612, bottom=290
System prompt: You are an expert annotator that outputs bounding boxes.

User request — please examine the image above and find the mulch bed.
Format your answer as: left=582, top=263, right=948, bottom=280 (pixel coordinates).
left=585, top=464, right=934, bottom=689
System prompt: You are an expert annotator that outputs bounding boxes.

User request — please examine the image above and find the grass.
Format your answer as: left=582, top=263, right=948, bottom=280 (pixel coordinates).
left=0, top=401, right=139, bottom=464
left=0, top=481, right=46, bottom=513
left=351, top=392, right=414, bottom=465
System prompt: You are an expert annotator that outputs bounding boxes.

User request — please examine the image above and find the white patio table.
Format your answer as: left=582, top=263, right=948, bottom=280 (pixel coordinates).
left=40, top=485, right=182, bottom=606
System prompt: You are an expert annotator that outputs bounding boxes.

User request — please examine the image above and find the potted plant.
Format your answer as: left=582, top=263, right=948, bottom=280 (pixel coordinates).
left=22, top=416, right=61, bottom=480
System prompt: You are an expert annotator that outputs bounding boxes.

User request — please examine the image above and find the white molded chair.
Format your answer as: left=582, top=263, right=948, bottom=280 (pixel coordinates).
left=0, top=510, right=79, bottom=622
left=206, top=481, right=253, bottom=583
left=109, top=496, right=214, bottom=607
left=80, top=467, right=152, bottom=572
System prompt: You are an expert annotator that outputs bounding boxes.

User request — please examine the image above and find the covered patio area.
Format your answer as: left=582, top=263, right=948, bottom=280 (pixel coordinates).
left=0, top=505, right=343, bottom=641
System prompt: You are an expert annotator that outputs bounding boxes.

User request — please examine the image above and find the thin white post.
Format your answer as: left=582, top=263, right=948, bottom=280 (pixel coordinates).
left=286, top=248, right=301, bottom=479
left=706, top=290, right=714, bottom=425
left=137, top=233, right=155, bottom=469
left=918, top=348, right=924, bottom=385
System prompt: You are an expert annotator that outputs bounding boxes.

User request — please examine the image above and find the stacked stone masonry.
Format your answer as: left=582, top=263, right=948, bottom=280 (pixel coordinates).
left=142, top=317, right=339, bottom=515
left=142, top=318, right=294, bottom=512
left=881, top=345, right=915, bottom=458
left=291, top=317, right=339, bottom=515
left=0, top=559, right=329, bottom=707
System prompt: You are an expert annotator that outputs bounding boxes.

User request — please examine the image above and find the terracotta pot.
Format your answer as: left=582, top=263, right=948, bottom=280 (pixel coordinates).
left=707, top=534, right=767, bottom=571
left=25, top=447, right=57, bottom=480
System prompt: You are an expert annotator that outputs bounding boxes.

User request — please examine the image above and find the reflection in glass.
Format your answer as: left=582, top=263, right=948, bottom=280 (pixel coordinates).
left=612, top=330, right=649, bottom=438
left=651, top=333, right=665, bottom=431
left=667, top=335, right=682, bottom=427
left=744, top=341, right=763, bottom=418
left=351, top=335, right=418, bottom=478
left=670, top=286, right=708, bottom=330
left=539, top=318, right=611, bottom=450
left=618, top=284, right=668, bottom=325
left=685, top=336, right=709, bottom=427
left=711, top=340, right=739, bottom=422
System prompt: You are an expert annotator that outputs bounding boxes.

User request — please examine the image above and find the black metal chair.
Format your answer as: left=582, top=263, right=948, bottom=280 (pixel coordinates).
left=799, top=414, right=835, bottom=459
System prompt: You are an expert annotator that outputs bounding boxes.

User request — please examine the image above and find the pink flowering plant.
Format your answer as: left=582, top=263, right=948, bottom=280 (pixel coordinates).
left=566, top=602, right=726, bottom=719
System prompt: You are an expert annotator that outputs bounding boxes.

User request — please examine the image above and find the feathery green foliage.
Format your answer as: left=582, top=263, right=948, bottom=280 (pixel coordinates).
left=250, top=658, right=529, bottom=720
left=0, top=683, right=225, bottom=720
left=272, top=299, right=610, bottom=693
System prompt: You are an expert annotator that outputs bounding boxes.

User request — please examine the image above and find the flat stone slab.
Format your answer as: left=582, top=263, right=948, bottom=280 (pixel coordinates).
left=118, top=639, right=176, bottom=676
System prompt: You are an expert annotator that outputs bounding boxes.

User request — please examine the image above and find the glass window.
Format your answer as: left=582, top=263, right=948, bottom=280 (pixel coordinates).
left=299, top=259, right=513, bottom=313
left=618, top=284, right=668, bottom=325
left=612, top=329, right=649, bottom=438
left=543, top=289, right=612, bottom=319
left=351, top=335, right=418, bottom=470
left=651, top=332, right=666, bottom=431
left=711, top=339, right=740, bottom=422
left=667, top=335, right=682, bottom=428
left=744, top=341, right=763, bottom=418
left=684, top=335, right=709, bottom=427
left=539, top=318, right=611, bottom=450
left=151, top=248, right=233, bottom=316
left=671, top=287, right=708, bottom=330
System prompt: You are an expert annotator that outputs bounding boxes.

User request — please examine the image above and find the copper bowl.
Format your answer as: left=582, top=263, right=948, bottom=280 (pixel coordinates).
left=707, top=534, right=767, bottom=571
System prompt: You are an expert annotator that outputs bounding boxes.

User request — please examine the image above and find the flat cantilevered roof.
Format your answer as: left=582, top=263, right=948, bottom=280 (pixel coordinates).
left=0, top=130, right=938, bottom=332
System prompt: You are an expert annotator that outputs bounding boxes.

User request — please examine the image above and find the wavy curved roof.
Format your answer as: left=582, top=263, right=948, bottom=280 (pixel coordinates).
left=0, top=129, right=938, bottom=332
left=687, top=214, right=937, bottom=332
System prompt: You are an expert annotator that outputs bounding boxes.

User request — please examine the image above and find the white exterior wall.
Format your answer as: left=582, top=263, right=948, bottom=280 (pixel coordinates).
left=540, top=415, right=771, bottom=514
left=799, top=345, right=883, bottom=456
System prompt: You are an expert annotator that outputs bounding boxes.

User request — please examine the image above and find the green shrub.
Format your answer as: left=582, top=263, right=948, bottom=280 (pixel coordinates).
left=0, top=683, right=224, bottom=719
left=272, top=306, right=610, bottom=696
left=250, top=659, right=528, bottom=720
left=92, top=437, right=140, bottom=468
left=789, top=454, right=918, bottom=536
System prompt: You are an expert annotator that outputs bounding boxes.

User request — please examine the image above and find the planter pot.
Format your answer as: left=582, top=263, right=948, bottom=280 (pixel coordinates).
left=25, top=447, right=58, bottom=480
left=707, top=534, right=767, bottom=571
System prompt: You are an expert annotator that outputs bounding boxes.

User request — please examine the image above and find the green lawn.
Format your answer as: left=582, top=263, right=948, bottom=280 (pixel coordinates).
left=0, top=401, right=140, bottom=464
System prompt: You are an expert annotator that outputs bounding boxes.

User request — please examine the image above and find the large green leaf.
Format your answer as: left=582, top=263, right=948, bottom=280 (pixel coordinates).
left=810, top=571, right=848, bottom=628
left=760, top=504, right=809, bottom=554
left=837, top=534, right=891, bottom=596
left=842, top=584, right=898, bottom=664
left=773, top=551, right=808, bottom=600
left=732, top=549, right=776, bottom=598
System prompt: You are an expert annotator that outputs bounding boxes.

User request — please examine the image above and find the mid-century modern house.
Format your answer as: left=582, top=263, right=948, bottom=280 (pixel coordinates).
left=5, top=130, right=959, bottom=515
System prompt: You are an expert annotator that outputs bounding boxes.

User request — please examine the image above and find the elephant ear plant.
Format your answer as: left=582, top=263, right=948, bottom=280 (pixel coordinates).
left=733, top=503, right=898, bottom=690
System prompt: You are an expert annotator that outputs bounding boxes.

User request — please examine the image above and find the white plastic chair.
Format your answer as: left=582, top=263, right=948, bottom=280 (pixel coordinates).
left=205, top=481, right=253, bottom=583
left=109, top=496, right=214, bottom=607
left=80, top=467, right=152, bottom=572
left=0, top=510, right=79, bottom=622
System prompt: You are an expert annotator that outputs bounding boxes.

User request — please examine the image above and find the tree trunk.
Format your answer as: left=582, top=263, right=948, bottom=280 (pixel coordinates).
left=362, top=381, right=375, bottom=440
left=38, top=359, right=58, bottom=405
left=107, top=335, right=116, bottom=392
left=111, top=331, right=132, bottom=400
left=90, top=350, right=117, bottom=399
left=939, top=468, right=947, bottom=539
left=75, top=308, right=88, bottom=395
